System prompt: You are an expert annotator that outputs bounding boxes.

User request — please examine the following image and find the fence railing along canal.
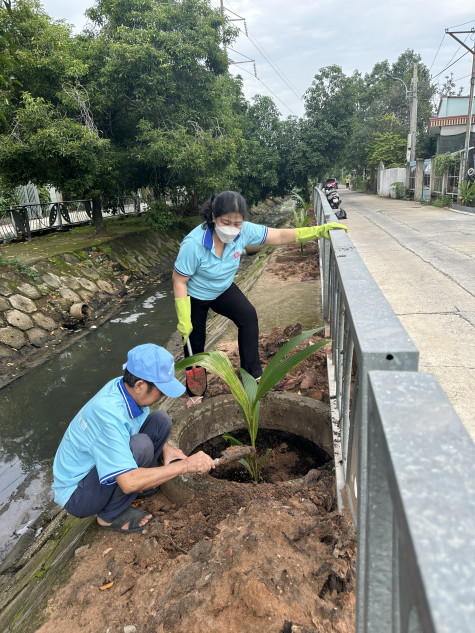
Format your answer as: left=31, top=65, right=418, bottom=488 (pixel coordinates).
left=314, top=186, right=475, bottom=632
left=0, top=196, right=142, bottom=242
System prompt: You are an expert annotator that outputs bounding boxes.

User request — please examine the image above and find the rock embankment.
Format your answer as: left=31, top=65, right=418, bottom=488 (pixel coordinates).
left=0, top=230, right=183, bottom=388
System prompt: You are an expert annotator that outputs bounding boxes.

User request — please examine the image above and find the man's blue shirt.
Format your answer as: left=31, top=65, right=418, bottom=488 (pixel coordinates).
left=174, top=221, right=268, bottom=300
left=52, top=378, right=149, bottom=507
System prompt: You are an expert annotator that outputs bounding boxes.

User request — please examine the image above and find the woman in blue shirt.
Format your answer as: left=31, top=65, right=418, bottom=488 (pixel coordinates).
left=173, top=190, right=346, bottom=405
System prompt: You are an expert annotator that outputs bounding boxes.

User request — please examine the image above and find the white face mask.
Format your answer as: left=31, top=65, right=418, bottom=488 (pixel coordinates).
left=214, top=224, right=241, bottom=243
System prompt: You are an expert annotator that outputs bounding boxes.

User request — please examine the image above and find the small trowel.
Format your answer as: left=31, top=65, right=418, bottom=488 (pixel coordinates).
left=213, top=445, right=255, bottom=467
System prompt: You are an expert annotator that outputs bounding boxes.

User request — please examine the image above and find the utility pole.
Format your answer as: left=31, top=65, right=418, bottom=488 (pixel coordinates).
left=408, top=63, right=418, bottom=162
left=383, top=64, right=418, bottom=161
left=446, top=28, right=475, bottom=173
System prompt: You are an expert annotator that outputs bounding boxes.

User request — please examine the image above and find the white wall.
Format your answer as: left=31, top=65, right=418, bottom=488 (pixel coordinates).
left=377, top=166, right=407, bottom=197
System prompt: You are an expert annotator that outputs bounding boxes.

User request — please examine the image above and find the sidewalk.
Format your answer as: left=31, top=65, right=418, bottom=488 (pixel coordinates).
left=339, top=190, right=475, bottom=440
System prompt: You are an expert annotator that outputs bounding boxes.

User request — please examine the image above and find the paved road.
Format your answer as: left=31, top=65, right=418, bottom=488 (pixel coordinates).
left=338, top=189, right=475, bottom=440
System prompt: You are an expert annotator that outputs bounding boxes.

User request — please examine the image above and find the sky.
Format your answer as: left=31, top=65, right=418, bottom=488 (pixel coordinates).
left=39, top=0, right=475, bottom=119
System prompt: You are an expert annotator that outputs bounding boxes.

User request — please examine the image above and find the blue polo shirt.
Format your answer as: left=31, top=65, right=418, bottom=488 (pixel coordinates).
left=174, top=221, right=268, bottom=300
left=52, top=378, right=149, bottom=507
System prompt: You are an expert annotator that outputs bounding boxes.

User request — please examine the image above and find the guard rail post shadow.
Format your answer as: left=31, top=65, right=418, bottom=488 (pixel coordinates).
left=314, top=186, right=418, bottom=630
left=365, top=371, right=475, bottom=633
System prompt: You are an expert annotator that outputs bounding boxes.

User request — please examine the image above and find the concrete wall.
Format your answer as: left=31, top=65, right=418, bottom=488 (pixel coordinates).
left=377, top=166, right=407, bottom=197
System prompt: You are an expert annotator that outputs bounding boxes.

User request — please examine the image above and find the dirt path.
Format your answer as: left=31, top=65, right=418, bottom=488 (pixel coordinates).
left=33, top=241, right=356, bottom=633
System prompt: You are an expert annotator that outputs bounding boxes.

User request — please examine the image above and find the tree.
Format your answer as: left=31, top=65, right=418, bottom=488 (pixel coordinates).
left=235, top=95, right=283, bottom=206
left=366, top=131, right=407, bottom=167
left=77, top=0, right=244, bottom=202
left=0, top=0, right=85, bottom=109
left=0, top=94, right=113, bottom=232
left=302, top=65, right=357, bottom=179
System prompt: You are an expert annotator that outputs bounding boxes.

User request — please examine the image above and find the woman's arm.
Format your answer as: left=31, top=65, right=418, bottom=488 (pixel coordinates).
left=172, top=270, right=190, bottom=298
left=264, top=227, right=296, bottom=245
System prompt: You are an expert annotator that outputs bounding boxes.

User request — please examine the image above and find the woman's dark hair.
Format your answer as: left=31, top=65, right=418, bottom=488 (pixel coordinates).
left=200, top=191, right=247, bottom=228
left=123, top=369, right=155, bottom=392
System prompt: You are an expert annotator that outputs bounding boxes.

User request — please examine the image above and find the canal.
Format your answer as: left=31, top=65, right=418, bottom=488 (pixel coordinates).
left=0, top=282, right=177, bottom=561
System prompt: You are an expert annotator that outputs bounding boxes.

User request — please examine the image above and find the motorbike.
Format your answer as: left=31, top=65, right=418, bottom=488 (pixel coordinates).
left=325, top=189, right=347, bottom=220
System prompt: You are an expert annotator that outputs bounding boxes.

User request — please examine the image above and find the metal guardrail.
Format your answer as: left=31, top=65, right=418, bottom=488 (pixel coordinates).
left=314, top=186, right=475, bottom=632
left=0, top=196, right=142, bottom=242
left=366, top=371, right=475, bottom=633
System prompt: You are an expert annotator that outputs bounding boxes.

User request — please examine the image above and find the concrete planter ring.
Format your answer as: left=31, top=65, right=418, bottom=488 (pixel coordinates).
left=161, top=392, right=333, bottom=504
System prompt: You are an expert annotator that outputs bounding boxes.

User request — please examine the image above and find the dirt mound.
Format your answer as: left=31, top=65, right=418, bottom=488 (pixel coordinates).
left=36, top=468, right=355, bottom=633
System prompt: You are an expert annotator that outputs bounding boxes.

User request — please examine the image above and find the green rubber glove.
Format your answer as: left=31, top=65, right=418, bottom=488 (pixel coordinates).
left=175, top=296, right=193, bottom=344
left=295, top=223, right=348, bottom=243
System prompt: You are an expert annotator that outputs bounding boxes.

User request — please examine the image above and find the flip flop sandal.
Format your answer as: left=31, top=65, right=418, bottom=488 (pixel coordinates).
left=136, top=486, right=161, bottom=499
left=98, top=506, right=155, bottom=533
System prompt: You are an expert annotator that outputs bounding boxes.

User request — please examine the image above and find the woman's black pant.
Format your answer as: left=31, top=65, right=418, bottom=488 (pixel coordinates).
left=185, top=283, right=262, bottom=382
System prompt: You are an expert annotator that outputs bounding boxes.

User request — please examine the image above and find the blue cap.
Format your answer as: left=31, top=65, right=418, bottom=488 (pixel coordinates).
left=123, top=344, right=185, bottom=398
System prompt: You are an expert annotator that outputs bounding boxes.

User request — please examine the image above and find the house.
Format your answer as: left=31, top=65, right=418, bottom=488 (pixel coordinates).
left=428, top=96, right=475, bottom=154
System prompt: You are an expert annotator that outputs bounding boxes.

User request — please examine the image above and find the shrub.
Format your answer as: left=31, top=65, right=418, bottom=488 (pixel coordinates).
left=390, top=182, right=405, bottom=199
left=145, top=198, right=182, bottom=231
left=433, top=195, right=453, bottom=208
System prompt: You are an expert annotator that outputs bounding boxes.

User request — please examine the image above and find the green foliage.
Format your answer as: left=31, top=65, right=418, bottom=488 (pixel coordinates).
left=303, top=65, right=357, bottom=178
left=37, top=185, right=51, bottom=204
left=367, top=132, right=407, bottom=167
left=175, top=329, right=329, bottom=482
left=0, top=181, right=19, bottom=208
left=433, top=152, right=460, bottom=176
left=235, top=95, right=283, bottom=206
left=390, top=181, right=405, bottom=199
left=460, top=180, right=475, bottom=207
left=0, top=94, right=113, bottom=197
left=145, top=198, right=182, bottom=232
left=0, top=251, right=38, bottom=278
left=291, top=190, right=311, bottom=252
left=433, top=194, right=453, bottom=208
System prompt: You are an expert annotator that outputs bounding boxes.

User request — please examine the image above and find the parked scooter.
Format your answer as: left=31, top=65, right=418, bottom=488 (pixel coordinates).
left=325, top=189, right=347, bottom=220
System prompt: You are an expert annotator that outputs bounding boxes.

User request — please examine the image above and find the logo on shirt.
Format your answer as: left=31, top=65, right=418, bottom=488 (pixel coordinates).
left=78, top=413, right=87, bottom=431
left=234, top=252, right=240, bottom=259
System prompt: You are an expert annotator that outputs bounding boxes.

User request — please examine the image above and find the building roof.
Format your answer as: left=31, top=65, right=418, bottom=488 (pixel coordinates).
left=428, top=95, right=475, bottom=136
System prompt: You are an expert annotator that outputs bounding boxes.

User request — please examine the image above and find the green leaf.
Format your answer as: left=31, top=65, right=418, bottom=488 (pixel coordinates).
left=239, top=458, right=253, bottom=475
left=258, top=448, right=273, bottom=471
left=176, top=350, right=252, bottom=424
left=222, top=433, right=243, bottom=446
left=256, top=329, right=327, bottom=399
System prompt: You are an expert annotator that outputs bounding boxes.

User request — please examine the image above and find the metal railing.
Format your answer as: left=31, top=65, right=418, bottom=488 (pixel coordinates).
left=314, top=186, right=475, bottom=632
left=0, top=196, right=143, bottom=242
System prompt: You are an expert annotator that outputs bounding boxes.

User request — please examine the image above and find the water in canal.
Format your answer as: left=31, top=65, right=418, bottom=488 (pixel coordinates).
left=0, top=282, right=177, bottom=562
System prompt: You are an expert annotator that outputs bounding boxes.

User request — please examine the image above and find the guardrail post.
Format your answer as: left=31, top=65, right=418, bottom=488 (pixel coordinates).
left=364, top=371, right=475, bottom=633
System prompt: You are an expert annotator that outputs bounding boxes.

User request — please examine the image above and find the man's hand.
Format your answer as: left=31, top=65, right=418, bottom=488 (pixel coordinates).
left=162, top=443, right=187, bottom=466
left=185, top=451, right=215, bottom=474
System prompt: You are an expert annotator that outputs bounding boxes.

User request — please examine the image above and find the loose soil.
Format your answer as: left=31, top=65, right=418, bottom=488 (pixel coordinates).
left=33, top=241, right=356, bottom=633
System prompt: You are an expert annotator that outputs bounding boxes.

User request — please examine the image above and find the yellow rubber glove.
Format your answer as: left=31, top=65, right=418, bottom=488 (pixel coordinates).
left=175, top=296, right=193, bottom=344
left=295, top=223, right=348, bottom=243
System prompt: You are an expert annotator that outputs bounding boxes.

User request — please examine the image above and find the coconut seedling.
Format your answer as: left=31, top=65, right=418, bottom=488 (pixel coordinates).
left=291, top=191, right=312, bottom=253
left=175, top=328, right=329, bottom=482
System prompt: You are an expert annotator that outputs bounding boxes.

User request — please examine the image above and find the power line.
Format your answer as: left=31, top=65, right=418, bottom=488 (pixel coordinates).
left=447, top=19, right=475, bottom=29
left=431, top=50, right=470, bottom=80
left=235, top=63, right=299, bottom=117
left=245, top=31, right=302, bottom=100
left=453, top=72, right=472, bottom=81
left=429, top=34, right=445, bottom=72
left=221, top=3, right=303, bottom=107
